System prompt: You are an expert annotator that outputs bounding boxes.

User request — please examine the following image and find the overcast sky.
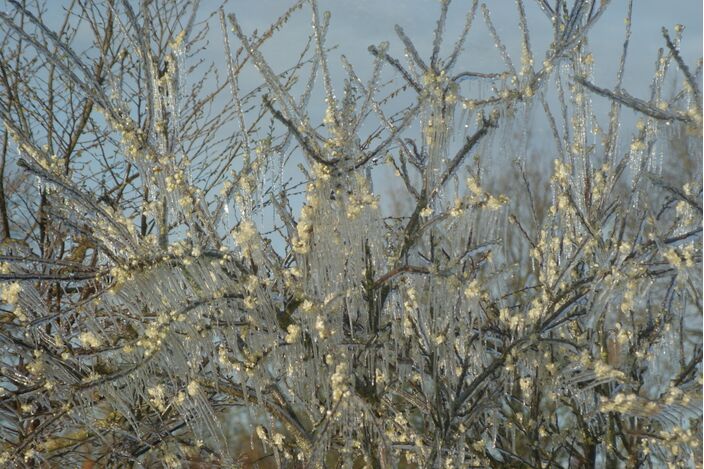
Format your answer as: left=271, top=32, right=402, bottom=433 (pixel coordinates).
left=229, top=1, right=702, bottom=168
left=227, top=1, right=703, bottom=163
left=33, top=0, right=701, bottom=136
left=28, top=0, right=704, bottom=211
left=233, top=0, right=702, bottom=98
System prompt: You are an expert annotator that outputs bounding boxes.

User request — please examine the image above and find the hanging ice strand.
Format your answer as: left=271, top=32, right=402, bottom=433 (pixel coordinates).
left=220, top=8, right=255, bottom=221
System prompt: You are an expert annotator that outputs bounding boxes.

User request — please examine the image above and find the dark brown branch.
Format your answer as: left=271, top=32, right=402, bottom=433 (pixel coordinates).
left=263, top=96, right=336, bottom=167
left=0, top=130, right=10, bottom=239
left=662, top=27, right=702, bottom=112
left=576, top=77, right=696, bottom=124
left=368, top=45, right=422, bottom=94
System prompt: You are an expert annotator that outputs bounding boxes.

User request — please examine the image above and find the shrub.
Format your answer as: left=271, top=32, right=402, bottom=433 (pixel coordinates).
left=0, top=1, right=701, bottom=467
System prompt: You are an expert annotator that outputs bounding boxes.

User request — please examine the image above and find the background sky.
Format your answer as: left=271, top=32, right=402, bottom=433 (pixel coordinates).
left=17, top=0, right=704, bottom=223
left=233, top=0, right=702, bottom=100
left=226, top=0, right=702, bottom=207
left=33, top=0, right=703, bottom=157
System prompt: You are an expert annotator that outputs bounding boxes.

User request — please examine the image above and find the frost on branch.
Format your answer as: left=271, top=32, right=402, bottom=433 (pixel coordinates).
left=0, top=0, right=701, bottom=467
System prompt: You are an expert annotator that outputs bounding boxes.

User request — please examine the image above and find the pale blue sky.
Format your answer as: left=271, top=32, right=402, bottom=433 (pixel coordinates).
left=233, top=0, right=702, bottom=97
left=30, top=1, right=703, bottom=132
left=227, top=0, right=703, bottom=163
left=9, top=0, right=703, bottom=220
